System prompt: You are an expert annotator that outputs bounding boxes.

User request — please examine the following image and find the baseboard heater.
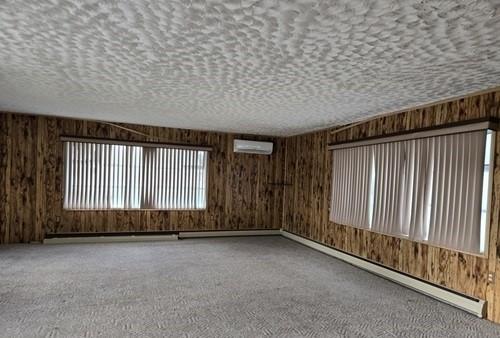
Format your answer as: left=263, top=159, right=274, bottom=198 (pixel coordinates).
left=178, top=229, right=281, bottom=238
left=43, top=232, right=179, bottom=244
left=281, top=230, right=486, bottom=318
left=43, top=229, right=281, bottom=244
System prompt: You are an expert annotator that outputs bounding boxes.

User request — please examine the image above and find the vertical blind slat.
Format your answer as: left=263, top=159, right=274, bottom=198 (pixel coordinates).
left=167, top=149, right=172, bottom=208
left=63, top=143, right=70, bottom=208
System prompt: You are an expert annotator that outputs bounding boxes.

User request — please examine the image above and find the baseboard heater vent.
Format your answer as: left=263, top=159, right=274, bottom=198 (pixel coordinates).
left=43, top=234, right=178, bottom=244
left=281, top=230, right=485, bottom=318
left=178, top=229, right=281, bottom=239
left=43, top=229, right=281, bottom=244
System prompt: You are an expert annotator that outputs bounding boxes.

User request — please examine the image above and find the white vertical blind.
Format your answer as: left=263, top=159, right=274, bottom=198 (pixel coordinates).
left=371, top=141, right=407, bottom=236
left=401, top=138, right=435, bottom=242
left=425, top=131, right=486, bottom=253
left=371, top=138, right=436, bottom=239
left=330, top=146, right=372, bottom=229
left=141, top=148, right=207, bottom=209
left=329, top=129, right=492, bottom=255
left=63, top=141, right=208, bottom=210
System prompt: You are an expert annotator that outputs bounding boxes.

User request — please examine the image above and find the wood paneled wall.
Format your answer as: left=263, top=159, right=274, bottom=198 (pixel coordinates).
left=0, top=113, right=285, bottom=244
left=282, top=90, right=500, bottom=322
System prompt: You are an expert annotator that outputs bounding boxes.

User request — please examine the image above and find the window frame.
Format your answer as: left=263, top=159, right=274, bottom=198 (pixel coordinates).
left=61, top=137, right=212, bottom=212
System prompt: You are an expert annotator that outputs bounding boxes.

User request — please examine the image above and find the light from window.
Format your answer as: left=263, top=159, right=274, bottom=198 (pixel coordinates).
left=368, top=153, right=376, bottom=228
left=480, top=130, right=494, bottom=253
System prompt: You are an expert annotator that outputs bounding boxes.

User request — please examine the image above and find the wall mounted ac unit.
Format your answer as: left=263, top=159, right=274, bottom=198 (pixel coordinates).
left=233, top=139, right=273, bottom=155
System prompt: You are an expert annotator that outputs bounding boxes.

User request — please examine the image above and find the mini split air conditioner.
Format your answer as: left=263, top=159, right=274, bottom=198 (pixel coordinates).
left=233, top=139, right=273, bottom=155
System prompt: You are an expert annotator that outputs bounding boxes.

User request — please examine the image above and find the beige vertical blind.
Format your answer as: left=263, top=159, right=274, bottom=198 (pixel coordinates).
left=141, top=148, right=207, bottom=209
left=63, top=141, right=208, bottom=210
left=370, top=138, right=436, bottom=238
left=399, top=138, right=435, bottom=241
left=330, top=146, right=373, bottom=229
left=370, top=141, right=407, bottom=236
left=329, top=129, right=492, bottom=255
left=425, top=131, right=486, bottom=253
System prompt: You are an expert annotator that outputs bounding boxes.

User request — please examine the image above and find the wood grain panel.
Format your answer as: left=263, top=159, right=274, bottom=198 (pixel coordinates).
left=0, top=113, right=285, bottom=243
left=8, top=115, right=37, bottom=243
left=0, top=114, right=10, bottom=244
left=282, top=90, right=500, bottom=322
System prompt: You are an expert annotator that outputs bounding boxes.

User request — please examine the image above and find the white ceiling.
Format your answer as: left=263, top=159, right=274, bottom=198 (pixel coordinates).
left=1, top=0, right=499, bottom=136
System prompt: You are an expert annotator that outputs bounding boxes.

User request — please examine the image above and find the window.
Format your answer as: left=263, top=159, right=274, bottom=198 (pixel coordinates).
left=63, top=140, right=209, bottom=210
left=330, top=127, right=495, bottom=255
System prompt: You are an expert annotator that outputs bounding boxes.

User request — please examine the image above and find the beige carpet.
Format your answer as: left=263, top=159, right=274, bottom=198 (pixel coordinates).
left=1, top=236, right=500, bottom=337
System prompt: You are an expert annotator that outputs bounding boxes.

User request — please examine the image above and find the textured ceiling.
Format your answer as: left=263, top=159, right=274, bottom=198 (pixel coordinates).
left=1, top=1, right=500, bottom=136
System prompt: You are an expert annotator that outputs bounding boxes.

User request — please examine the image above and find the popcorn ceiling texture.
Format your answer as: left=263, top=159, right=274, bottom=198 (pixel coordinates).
left=0, top=0, right=500, bottom=136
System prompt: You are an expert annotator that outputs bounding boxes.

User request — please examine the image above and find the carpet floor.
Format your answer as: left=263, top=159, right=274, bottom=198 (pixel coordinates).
left=1, top=236, right=500, bottom=337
